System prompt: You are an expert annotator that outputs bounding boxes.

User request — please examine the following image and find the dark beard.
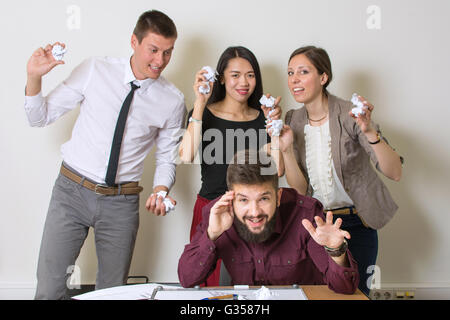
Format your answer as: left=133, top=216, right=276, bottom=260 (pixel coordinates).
left=234, top=213, right=277, bottom=244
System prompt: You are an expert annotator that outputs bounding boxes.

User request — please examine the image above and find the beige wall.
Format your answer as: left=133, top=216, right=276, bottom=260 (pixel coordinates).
left=1, top=0, right=450, bottom=290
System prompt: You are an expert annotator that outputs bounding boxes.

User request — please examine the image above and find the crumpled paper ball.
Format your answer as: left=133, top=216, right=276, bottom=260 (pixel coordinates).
left=350, top=93, right=366, bottom=117
left=156, top=190, right=175, bottom=213
left=260, top=94, right=283, bottom=136
left=267, top=119, right=283, bottom=137
left=259, top=95, right=276, bottom=108
left=52, top=44, right=67, bottom=61
left=198, top=66, right=217, bottom=94
left=252, top=286, right=278, bottom=300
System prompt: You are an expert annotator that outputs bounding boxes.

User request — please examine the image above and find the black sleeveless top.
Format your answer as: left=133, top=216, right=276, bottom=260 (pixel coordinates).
left=188, top=107, right=270, bottom=200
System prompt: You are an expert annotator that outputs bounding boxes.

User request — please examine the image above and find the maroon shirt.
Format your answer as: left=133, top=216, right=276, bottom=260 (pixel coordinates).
left=178, top=188, right=359, bottom=294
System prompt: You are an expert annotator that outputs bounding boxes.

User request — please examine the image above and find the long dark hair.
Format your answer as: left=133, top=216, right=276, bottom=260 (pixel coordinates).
left=207, top=46, right=263, bottom=111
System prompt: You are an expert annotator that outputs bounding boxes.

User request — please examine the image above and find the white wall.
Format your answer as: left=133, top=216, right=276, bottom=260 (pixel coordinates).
left=1, top=0, right=450, bottom=292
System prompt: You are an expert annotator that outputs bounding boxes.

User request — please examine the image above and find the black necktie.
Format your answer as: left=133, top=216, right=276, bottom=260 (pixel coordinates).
left=105, top=82, right=140, bottom=186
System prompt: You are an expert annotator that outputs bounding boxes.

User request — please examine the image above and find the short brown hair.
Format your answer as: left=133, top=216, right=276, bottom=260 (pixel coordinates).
left=289, top=46, right=332, bottom=95
left=226, top=149, right=278, bottom=190
left=133, top=10, right=177, bottom=43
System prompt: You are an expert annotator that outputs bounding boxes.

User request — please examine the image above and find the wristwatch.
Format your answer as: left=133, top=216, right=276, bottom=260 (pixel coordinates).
left=324, top=239, right=348, bottom=257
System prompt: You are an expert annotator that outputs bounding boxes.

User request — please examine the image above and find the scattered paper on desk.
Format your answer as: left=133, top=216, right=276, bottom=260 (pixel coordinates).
left=72, top=283, right=307, bottom=300
left=154, top=287, right=307, bottom=300
left=71, top=283, right=179, bottom=300
left=251, top=286, right=277, bottom=300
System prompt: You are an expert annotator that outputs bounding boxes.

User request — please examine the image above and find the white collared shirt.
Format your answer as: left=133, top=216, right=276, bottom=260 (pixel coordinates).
left=24, top=56, right=186, bottom=188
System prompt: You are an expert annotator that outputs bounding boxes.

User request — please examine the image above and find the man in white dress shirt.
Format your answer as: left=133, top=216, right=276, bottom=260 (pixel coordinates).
left=24, top=10, right=186, bottom=299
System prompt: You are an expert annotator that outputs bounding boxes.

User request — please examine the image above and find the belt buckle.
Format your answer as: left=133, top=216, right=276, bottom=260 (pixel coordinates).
left=94, top=184, right=109, bottom=195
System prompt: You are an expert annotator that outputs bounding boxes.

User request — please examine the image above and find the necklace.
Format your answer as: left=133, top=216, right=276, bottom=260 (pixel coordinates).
left=307, top=112, right=328, bottom=122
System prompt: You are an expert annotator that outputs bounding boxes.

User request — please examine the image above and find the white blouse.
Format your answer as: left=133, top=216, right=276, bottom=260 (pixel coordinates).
left=304, top=121, right=354, bottom=210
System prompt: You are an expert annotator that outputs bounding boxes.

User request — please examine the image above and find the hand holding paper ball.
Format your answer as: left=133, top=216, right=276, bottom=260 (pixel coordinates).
left=198, top=66, right=217, bottom=94
left=52, top=44, right=67, bottom=61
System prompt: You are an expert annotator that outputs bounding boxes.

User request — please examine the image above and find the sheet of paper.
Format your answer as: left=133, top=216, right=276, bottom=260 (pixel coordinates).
left=73, top=284, right=307, bottom=300
left=72, top=283, right=179, bottom=300
left=154, top=287, right=307, bottom=300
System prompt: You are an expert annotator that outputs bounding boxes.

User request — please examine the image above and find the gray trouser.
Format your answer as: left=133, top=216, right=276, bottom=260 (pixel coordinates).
left=35, top=172, right=140, bottom=300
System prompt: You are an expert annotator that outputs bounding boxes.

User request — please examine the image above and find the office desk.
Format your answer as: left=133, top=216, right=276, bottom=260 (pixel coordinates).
left=302, top=285, right=368, bottom=300
left=204, top=285, right=368, bottom=300
left=73, top=284, right=368, bottom=300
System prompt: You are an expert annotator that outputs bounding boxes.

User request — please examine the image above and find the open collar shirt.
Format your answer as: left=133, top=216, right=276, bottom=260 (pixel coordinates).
left=178, top=188, right=359, bottom=294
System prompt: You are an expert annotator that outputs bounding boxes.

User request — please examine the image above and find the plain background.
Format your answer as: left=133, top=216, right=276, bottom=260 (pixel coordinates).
left=1, top=0, right=450, bottom=292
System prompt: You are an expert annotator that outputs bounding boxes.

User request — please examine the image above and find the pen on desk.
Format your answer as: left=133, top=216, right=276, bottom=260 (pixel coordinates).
left=202, top=294, right=238, bottom=300
left=150, top=286, right=163, bottom=300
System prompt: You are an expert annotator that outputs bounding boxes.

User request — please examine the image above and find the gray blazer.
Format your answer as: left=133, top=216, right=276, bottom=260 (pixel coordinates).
left=285, top=94, right=400, bottom=229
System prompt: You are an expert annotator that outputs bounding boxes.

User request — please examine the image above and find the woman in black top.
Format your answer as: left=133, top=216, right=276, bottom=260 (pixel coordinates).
left=178, top=46, right=281, bottom=285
